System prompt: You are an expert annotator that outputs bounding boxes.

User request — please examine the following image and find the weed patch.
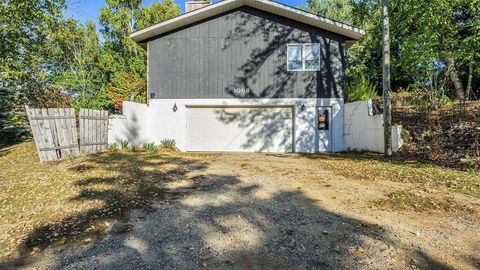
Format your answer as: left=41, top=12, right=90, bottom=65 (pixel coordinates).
left=375, top=190, right=476, bottom=214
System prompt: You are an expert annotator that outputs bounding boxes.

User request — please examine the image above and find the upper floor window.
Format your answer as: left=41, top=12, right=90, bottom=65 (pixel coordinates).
left=287, top=44, right=320, bottom=71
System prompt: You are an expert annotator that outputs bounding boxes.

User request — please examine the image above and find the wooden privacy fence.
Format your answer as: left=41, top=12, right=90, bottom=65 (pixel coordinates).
left=79, top=109, right=109, bottom=154
left=26, top=106, right=109, bottom=162
left=26, top=107, right=80, bottom=161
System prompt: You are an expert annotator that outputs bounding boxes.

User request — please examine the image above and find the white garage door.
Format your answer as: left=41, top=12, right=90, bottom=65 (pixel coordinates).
left=187, top=106, right=293, bottom=152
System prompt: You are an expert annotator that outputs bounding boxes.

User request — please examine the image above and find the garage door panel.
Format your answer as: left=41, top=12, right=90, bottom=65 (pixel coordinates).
left=187, top=107, right=293, bottom=152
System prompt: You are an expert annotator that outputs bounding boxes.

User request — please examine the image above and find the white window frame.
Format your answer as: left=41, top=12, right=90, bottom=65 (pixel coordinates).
left=287, top=43, right=321, bottom=72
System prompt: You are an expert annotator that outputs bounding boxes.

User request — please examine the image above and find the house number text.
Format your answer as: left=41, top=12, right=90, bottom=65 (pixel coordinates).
left=233, top=88, right=250, bottom=94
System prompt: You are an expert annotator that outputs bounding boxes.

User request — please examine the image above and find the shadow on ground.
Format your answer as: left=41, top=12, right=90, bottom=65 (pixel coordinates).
left=0, top=150, right=460, bottom=269
left=0, top=128, right=30, bottom=157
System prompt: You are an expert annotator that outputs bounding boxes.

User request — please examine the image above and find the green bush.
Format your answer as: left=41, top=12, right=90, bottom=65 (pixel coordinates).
left=407, top=88, right=451, bottom=110
left=108, top=143, right=119, bottom=151
left=161, top=139, right=177, bottom=150
left=143, top=142, right=158, bottom=152
left=130, top=144, right=140, bottom=152
left=120, top=140, right=129, bottom=149
left=346, top=71, right=377, bottom=102
left=392, top=89, right=416, bottom=106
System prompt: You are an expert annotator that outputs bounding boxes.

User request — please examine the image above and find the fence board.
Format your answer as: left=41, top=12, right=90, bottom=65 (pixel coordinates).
left=60, top=108, right=71, bottom=157
left=79, top=108, right=85, bottom=154
left=104, top=111, right=108, bottom=150
left=103, top=110, right=109, bottom=152
left=102, top=110, right=108, bottom=151
left=80, top=108, right=87, bottom=154
left=82, top=108, right=86, bottom=154
left=41, top=108, right=57, bottom=161
left=90, top=109, right=94, bottom=153
left=31, top=109, right=48, bottom=161
left=96, top=110, right=101, bottom=152
left=93, top=109, right=98, bottom=153
left=51, top=108, right=66, bottom=158
left=83, top=109, right=88, bottom=154
left=68, top=108, right=80, bottom=157
left=89, top=109, right=93, bottom=153
left=60, top=108, right=72, bottom=157
left=25, top=106, right=45, bottom=161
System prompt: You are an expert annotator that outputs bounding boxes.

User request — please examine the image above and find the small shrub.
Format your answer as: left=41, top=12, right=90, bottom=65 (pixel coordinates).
left=143, top=142, right=158, bottom=152
left=130, top=143, right=140, bottom=152
left=161, top=138, right=177, bottom=150
left=108, top=143, right=119, bottom=151
left=120, top=140, right=129, bottom=149
left=409, top=88, right=451, bottom=111
left=346, top=71, right=377, bottom=102
left=392, top=89, right=416, bottom=107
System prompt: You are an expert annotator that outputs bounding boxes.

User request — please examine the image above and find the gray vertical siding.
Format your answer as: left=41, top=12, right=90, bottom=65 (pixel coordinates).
left=148, top=7, right=346, bottom=99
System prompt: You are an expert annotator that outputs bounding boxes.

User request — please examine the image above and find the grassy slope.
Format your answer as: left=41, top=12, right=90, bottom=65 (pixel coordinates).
left=305, top=153, right=479, bottom=214
left=306, top=152, right=480, bottom=199
left=393, top=101, right=480, bottom=170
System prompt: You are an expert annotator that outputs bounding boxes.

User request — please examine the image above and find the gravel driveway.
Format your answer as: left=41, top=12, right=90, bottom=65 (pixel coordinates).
left=13, top=153, right=480, bottom=270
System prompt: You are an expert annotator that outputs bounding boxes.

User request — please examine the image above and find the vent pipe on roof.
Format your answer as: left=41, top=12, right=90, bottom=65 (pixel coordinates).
left=185, top=0, right=212, bottom=13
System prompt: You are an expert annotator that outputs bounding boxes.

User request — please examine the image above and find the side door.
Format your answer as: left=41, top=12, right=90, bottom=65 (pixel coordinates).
left=316, top=106, right=332, bottom=152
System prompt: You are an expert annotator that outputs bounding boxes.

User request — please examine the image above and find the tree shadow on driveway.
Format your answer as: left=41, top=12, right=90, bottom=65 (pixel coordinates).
left=0, top=150, right=211, bottom=267
left=1, top=151, right=458, bottom=269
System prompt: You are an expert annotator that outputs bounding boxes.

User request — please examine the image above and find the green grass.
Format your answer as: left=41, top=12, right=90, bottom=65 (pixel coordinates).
left=0, top=142, right=215, bottom=259
left=376, top=190, right=474, bottom=213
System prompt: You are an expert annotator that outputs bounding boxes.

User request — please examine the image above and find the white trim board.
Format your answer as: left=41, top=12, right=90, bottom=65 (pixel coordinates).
left=130, top=0, right=365, bottom=48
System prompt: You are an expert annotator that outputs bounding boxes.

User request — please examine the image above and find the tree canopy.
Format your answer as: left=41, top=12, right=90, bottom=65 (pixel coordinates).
left=1, top=0, right=479, bottom=133
left=0, top=0, right=181, bottom=131
left=309, top=0, right=480, bottom=104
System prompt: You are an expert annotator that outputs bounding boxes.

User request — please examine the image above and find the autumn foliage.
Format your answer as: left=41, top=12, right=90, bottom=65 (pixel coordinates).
left=107, top=72, right=146, bottom=112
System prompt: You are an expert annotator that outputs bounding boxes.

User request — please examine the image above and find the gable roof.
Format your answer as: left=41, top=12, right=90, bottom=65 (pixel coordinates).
left=130, top=0, right=365, bottom=48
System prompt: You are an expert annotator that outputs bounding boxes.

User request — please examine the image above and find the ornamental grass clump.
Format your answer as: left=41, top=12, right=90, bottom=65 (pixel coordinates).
left=160, top=139, right=177, bottom=150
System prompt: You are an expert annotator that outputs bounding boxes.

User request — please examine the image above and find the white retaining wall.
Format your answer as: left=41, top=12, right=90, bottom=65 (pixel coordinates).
left=344, top=100, right=403, bottom=153
left=108, top=99, right=402, bottom=153
left=108, top=98, right=344, bottom=153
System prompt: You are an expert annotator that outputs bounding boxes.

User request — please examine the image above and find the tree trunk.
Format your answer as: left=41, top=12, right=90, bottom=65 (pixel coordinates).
left=445, top=57, right=464, bottom=100
left=466, top=62, right=473, bottom=101
left=382, top=0, right=392, bottom=157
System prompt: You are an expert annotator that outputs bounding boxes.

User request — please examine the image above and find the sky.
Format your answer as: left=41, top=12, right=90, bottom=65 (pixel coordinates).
left=65, top=0, right=307, bottom=27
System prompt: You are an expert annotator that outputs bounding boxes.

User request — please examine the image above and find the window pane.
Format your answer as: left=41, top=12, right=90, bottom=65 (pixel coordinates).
left=305, top=60, right=320, bottom=70
left=304, top=44, right=320, bottom=70
left=288, top=60, right=303, bottom=70
left=304, top=44, right=320, bottom=60
left=287, top=45, right=302, bottom=61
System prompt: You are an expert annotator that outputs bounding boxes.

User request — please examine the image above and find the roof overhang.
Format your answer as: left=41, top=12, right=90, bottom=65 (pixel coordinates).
left=130, top=0, right=365, bottom=49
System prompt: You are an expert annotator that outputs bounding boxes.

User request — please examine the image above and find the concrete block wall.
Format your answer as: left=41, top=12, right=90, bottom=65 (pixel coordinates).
left=344, top=100, right=403, bottom=153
